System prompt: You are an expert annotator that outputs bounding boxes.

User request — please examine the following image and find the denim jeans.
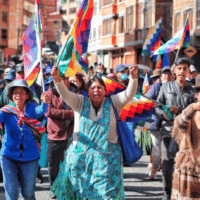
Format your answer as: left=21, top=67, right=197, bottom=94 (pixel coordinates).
left=1, top=156, right=39, bottom=200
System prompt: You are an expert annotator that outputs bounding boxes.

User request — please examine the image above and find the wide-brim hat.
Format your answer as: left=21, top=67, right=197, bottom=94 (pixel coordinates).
left=150, top=69, right=161, bottom=79
left=6, top=79, right=34, bottom=101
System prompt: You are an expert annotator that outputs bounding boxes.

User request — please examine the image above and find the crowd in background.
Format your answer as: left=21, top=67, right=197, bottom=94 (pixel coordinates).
left=0, top=54, right=199, bottom=200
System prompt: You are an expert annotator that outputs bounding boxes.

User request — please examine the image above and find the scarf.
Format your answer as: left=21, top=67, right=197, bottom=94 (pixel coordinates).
left=0, top=103, right=45, bottom=149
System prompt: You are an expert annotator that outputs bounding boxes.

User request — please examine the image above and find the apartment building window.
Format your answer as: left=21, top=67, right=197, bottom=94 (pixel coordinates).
left=145, top=0, right=152, bottom=27
left=98, top=26, right=101, bottom=39
left=69, top=8, right=76, bottom=14
left=174, top=12, right=181, bottom=33
left=138, top=3, right=143, bottom=29
left=197, top=0, right=200, bottom=28
left=89, top=30, right=92, bottom=41
left=54, top=20, right=59, bottom=26
left=2, top=29, right=7, bottom=39
left=184, top=9, right=193, bottom=29
left=104, top=0, right=112, bottom=6
left=126, top=6, right=133, bottom=32
left=93, top=28, right=96, bottom=41
left=94, top=1, right=97, bottom=15
left=103, top=19, right=112, bottom=36
left=61, top=9, right=67, bottom=14
left=3, top=0, right=8, bottom=5
left=119, top=16, right=124, bottom=33
left=99, top=0, right=101, bottom=10
left=2, top=11, right=8, bottom=23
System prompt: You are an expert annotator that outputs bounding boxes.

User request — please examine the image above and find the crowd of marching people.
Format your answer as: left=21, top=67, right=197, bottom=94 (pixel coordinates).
left=0, top=55, right=199, bottom=200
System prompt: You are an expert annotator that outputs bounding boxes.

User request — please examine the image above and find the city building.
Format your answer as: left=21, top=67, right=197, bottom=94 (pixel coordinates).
left=87, top=0, right=173, bottom=72
left=0, top=0, right=10, bottom=63
left=173, top=0, right=200, bottom=69
left=58, top=0, right=79, bottom=45
left=0, top=0, right=60, bottom=63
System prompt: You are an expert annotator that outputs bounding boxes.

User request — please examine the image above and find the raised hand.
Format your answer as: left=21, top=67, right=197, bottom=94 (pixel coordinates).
left=51, top=66, right=61, bottom=83
left=129, top=65, right=138, bottom=79
left=41, top=93, right=50, bottom=103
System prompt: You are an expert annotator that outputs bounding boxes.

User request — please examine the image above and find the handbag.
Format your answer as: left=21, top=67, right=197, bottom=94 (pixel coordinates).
left=108, top=97, right=143, bottom=165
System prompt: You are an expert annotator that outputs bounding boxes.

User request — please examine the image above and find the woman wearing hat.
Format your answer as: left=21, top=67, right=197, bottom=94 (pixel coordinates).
left=171, top=75, right=200, bottom=199
left=0, top=79, right=50, bottom=200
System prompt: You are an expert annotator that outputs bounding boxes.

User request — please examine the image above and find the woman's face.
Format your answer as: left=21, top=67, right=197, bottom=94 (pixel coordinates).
left=88, top=81, right=106, bottom=106
left=69, top=76, right=82, bottom=88
left=12, top=87, right=29, bottom=106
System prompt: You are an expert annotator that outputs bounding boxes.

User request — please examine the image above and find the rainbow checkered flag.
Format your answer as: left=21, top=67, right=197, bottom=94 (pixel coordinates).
left=142, top=73, right=150, bottom=93
left=142, top=18, right=162, bottom=55
left=23, top=0, right=44, bottom=86
left=101, top=75, right=155, bottom=131
left=57, top=0, right=94, bottom=77
left=154, top=15, right=190, bottom=55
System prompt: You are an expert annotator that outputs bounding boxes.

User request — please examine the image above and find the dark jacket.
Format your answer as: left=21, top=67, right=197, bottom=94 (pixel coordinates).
left=137, top=76, right=144, bottom=93
left=155, top=80, right=196, bottom=135
left=146, top=81, right=162, bottom=131
left=46, top=84, right=75, bottom=141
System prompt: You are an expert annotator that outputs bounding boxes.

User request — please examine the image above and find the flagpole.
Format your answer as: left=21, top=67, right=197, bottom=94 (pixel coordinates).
left=55, top=21, right=74, bottom=68
left=174, top=47, right=181, bottom=64
left=36, top=1, right=45, bottom=92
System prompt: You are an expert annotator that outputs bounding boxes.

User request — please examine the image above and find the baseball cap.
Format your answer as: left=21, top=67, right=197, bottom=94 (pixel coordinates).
left=16, top=63, right=24, bottom=73
left=162, top=66, right=171, bottom=73
left=115, top=64, right=128, bottom=73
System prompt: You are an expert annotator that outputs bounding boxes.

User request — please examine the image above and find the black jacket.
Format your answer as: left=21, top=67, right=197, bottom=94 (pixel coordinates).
left=155, top=80, right=196, bottom=135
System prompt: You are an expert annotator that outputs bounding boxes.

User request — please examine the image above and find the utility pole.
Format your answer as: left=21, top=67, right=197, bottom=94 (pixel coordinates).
left=142, top=0, right=146, bottom=65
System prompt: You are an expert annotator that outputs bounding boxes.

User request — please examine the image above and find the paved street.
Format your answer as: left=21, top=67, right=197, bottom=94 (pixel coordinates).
left=0, top=156, right=163, bottom=200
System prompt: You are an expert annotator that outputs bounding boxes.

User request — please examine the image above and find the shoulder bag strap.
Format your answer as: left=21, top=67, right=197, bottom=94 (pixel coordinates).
left=108, top=96, right=120, bottom=120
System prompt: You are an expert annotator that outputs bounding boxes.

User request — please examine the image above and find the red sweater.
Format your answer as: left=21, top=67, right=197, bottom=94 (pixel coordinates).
left=46, top=86, right=74, bottom=141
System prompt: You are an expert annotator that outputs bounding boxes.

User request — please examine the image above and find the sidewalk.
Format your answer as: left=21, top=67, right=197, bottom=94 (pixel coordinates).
left=0, top=156, right=163, bottom=200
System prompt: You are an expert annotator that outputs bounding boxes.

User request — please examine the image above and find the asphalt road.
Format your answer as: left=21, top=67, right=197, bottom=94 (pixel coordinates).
left=0, top=156, right=163, bottom=200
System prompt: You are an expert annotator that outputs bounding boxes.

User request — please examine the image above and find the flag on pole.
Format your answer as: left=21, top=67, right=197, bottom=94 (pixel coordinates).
left=142, top=18, right=162, bottom=55
left=23, top=0, right=44, bottom=86
left=57, top=0, right=94, bottom=77
left=142, top=73, right=150, bottom=93
left=101, top=75, right=155, bottom=130
left=154, top=16, right=190, bottom=55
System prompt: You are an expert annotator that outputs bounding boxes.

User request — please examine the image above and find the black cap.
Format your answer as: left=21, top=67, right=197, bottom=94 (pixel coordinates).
left=161, top=66, right=171, bottom=73
left=16, top=63, right=24, bottom=73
